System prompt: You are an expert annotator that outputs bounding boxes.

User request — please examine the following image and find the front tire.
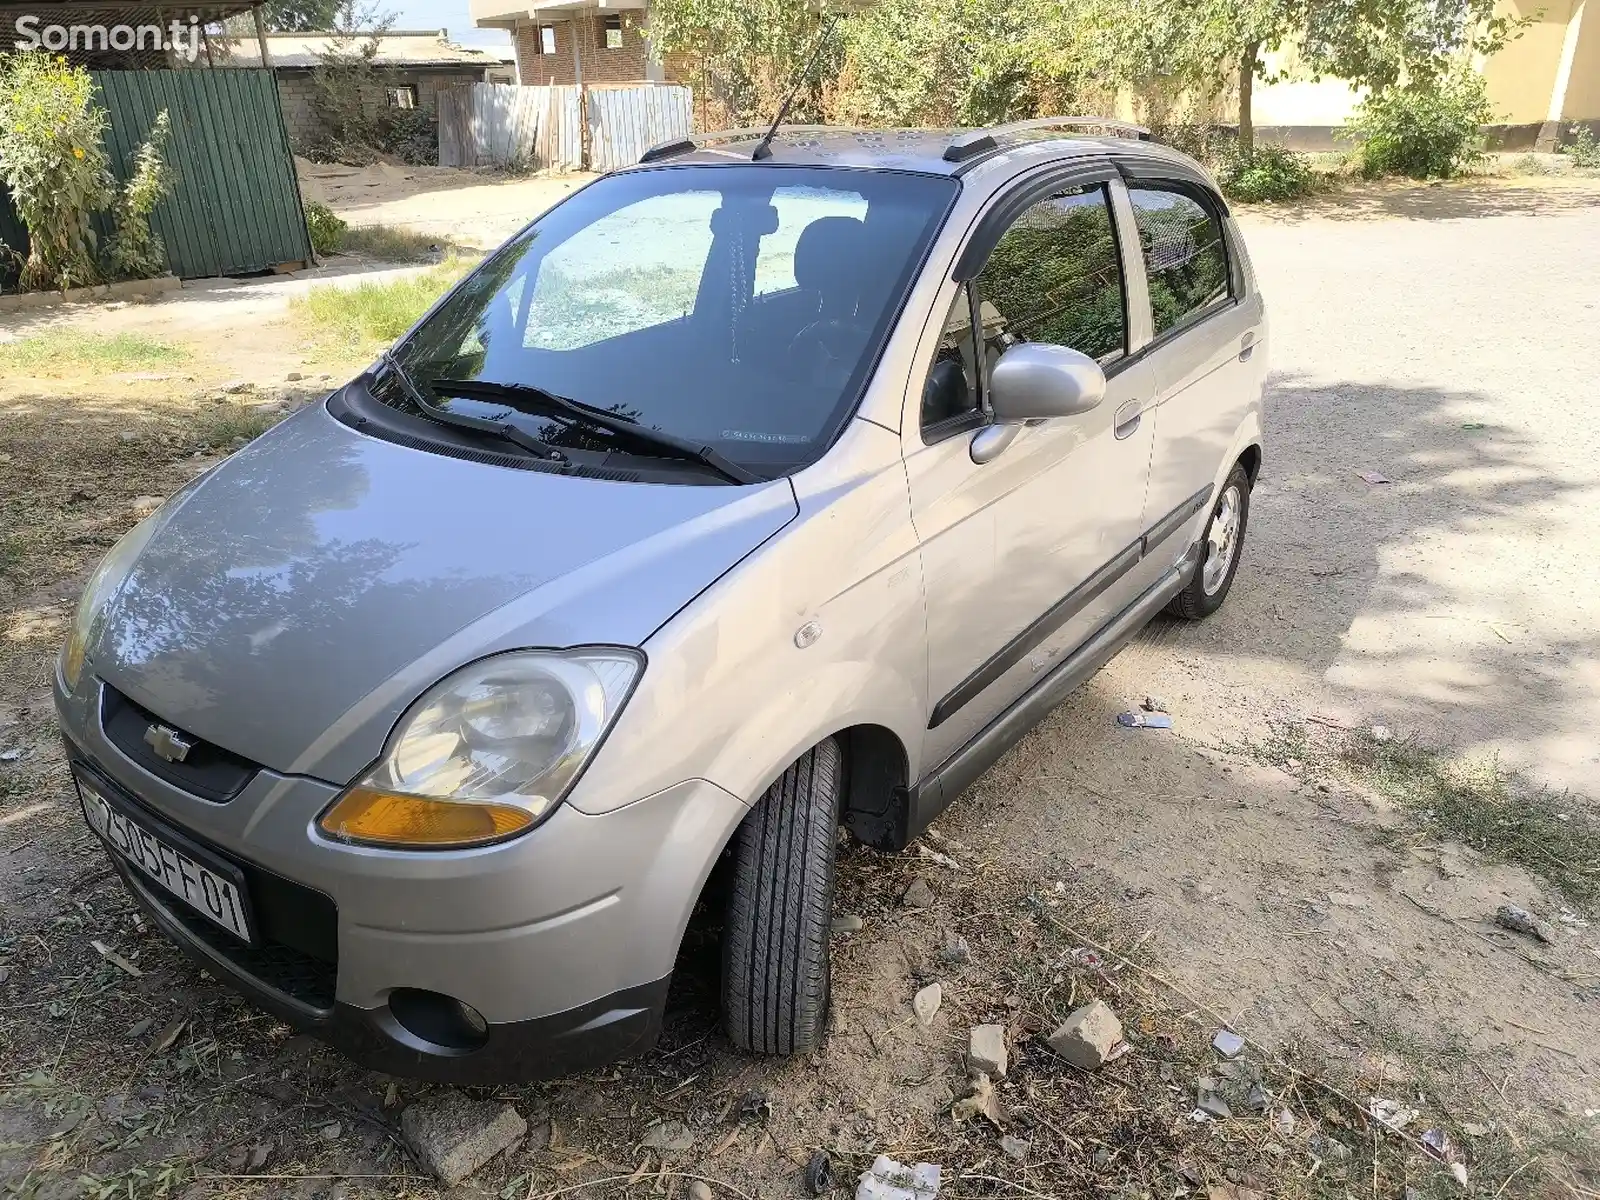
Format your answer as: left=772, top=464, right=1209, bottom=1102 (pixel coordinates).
left=1167, top=461, right=1251, bottom=620
left=722, top=739, right=842, bottom=1055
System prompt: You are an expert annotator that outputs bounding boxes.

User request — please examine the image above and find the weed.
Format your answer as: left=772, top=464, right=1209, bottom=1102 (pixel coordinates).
left=0, top=331, right=187, bottom=375
left=188, top=403, right=283, bottom=450
left=1511, top=152, right=1555, bottom=175
left=0, top=532, right=19, bottom=580
left=1562, top=125, right=1600, bottom=169
left=339, top=222, right=446, bottom=263
left=1219, top=144, right=1324, bottom=203
left=1343, top=72, right=1493, bottom=179
left=291, top=256, right=473, bottom=350
left=304, top=200, right=347, bottom=257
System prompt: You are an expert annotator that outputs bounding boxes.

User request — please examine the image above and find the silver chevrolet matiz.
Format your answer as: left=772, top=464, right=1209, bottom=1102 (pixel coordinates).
left=55, top=118, right=1265, bottom=1082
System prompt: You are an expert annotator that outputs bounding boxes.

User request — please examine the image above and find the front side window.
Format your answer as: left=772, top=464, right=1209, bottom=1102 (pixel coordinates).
left=920, top=285, right=981, bottom=437
left=1127, top=184, right=1230, bottom=336
left=975, top=183, right=1127, bottom=365
left=387, top=166, right=958, bottom=476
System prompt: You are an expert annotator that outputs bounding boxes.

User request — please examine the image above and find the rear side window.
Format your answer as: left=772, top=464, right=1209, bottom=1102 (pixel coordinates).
left=975, top=184, right=1126, bottom=364
left=1127, top=184, right=1230, bottom=336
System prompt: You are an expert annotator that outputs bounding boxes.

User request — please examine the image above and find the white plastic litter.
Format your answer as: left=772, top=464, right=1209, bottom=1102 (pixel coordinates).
left=857, top=1155, right=941, bottom=1200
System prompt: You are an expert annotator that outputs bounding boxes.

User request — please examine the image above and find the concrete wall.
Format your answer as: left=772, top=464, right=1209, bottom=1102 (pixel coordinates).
left=511, top=12, right=653, bottom=87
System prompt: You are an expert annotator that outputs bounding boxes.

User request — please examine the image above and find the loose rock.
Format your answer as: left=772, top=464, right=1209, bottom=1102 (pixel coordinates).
left=1142, top=695, right=1169, bottom=713
left=1047, top=999, right=1123, bottom=1070
left=967, top=1024, right=1008, bottom=1078
left=999, top=1135, right=1030, bottom=1161
left=286, top=371, right=304, bottom=382
left=222, top=379, right=253, bottom=394
left=913, top=983, right=942, bottom=1026
left=1495, top=904, right=1557, bottom=944
left=0, top=965, right=12, bottom=985
left=940, top=934, right=971, bottom=964
left=320, top=1122, right=341, bottom=1141
left=689, top=1184, right=714, bottom=1200
left=1196, top=1078, right=1231, bottom=1120
left=641, top=1120, right=695, bottom=1152
left=401, top=1094, right=528, bottom=1186
left=902, top=877, right=935, bottom=908
left=832, top=914, right=864, bottom=934
left=1327, top=891, right=1369, bottom=908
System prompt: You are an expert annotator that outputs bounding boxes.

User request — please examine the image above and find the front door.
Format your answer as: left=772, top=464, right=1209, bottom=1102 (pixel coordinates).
left=905, top=173, right=1157, bottom=772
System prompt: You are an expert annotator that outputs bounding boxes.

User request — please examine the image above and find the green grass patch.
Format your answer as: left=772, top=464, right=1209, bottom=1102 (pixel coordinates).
left=291, top=257, right=474, bottom=352
left=1244, top=720, right=1600, bottom=913
left=339, top=223, right=448, bottom=264
left=0, top=331, right=188, bottom=375
left=1345, top=733, right=1600, bottom=912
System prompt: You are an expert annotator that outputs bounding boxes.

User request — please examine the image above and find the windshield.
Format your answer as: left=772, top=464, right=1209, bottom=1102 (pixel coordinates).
left=387, top=165, right=959, bottom=475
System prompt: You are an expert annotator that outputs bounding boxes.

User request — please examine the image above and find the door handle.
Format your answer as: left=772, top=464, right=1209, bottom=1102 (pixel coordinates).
left=1114, top=399, right=1143, bottom=440
left=1238, top=331, right=1255, bottom=362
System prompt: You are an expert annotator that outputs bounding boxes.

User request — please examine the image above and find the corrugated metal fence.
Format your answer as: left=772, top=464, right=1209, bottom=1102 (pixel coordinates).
left=439, top=84, right=584, bottom=171
left=438, top=83, right=692, bottom=173
left=586, top=86, right=694, bottom=172
left=1, top=68, right=312, bottom=290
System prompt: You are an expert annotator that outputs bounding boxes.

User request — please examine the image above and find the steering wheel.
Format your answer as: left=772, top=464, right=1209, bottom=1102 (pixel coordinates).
left=786, top=319, right=868, bottom=384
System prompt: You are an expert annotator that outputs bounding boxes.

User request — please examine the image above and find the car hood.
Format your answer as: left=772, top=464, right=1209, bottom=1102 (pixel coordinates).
left=89, top=401, right=798, bottom=784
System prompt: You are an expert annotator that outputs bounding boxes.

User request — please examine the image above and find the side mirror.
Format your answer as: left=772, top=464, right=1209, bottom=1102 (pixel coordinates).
left=988, top=343, right=1108, bottom=424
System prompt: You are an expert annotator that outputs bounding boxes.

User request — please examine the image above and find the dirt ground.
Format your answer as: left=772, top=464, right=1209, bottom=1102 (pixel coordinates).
left=2, top=171, right=1599, bottom=1200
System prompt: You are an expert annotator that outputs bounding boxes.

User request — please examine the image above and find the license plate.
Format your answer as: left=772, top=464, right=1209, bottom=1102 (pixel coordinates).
left=77, top=774, right=255, bottom=944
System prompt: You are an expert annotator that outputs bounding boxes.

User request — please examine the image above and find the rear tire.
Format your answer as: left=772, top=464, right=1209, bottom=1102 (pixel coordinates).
left=722, top=739, right=842, bottom=1056
left=1167, top=461, right=1251, bottom=620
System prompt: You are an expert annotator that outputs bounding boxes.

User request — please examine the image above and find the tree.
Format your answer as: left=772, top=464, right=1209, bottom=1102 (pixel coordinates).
left=261, top=0, right=343, bottom=32
left=1079, top=0, right=1525, bottom=156
left=648, top=0, right=840, bottom=129
left=838, top=0, right=1088, bottom=127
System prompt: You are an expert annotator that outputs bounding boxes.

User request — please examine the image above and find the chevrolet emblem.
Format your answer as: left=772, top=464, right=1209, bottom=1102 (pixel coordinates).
left=143, top=723, right=194, bottom=763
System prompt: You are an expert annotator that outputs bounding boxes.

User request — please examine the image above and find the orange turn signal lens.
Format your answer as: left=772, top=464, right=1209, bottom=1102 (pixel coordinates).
left=318, top=788, right=534, bottom=848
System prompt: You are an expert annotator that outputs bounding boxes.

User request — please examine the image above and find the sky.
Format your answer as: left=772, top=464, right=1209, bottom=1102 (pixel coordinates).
left=386, top=0, right=512, bottom=49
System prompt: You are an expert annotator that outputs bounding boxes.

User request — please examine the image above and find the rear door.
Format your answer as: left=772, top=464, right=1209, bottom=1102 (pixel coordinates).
left=904, top=166, right=1157, bottom=771
left=1118, top=173, right=1264, bottom=563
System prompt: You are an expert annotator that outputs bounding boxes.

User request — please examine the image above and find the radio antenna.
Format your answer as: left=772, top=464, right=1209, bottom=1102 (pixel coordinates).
left=751, top=12, right=841, bottom=161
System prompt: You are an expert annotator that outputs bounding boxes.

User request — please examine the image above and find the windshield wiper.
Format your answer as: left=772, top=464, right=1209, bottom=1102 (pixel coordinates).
left=431, top=377, right=761, bottom=485
left=382, top=355, right=568, bottom=464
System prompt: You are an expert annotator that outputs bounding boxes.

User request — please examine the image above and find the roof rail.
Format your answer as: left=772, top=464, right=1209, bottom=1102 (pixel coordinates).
left=943, top=116, right=1152, bottom=163
left=639, top=124, right=857, bottom=164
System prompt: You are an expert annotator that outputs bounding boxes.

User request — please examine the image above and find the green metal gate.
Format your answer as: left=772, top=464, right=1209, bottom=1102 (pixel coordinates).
left=1, top=68, right=312, bottom=287
left=95, top=69, right=312, bottom=278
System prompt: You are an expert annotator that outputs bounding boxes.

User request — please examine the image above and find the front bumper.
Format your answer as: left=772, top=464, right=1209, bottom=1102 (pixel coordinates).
left=58, top=676, right=748, bottom=1083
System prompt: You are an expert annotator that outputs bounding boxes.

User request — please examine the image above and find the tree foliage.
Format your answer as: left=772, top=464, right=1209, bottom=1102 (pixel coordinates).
left=261, top=0, right=343, bottom=32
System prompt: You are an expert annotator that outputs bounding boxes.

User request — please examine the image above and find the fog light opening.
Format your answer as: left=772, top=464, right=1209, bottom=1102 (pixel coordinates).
left=387, top=988, right=490, bottom=1052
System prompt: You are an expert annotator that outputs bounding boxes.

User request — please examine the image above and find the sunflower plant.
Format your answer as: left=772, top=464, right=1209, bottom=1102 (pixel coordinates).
left=0, top=53, right=115, bottom=291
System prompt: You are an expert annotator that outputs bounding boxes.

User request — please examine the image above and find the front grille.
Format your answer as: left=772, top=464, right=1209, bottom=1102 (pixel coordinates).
left=100, top=685, right=259, bottom=803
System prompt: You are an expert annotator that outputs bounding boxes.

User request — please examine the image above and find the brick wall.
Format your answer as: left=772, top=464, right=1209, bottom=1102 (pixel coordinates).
left=513, top=13, right=654, bottom=86
left=276, top=67, right=483, bottom=151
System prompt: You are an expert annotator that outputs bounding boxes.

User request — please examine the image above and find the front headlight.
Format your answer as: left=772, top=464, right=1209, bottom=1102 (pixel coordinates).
left=60, top=514, right=163, bottom=692
left=317, top=649, right=642, bottom=849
